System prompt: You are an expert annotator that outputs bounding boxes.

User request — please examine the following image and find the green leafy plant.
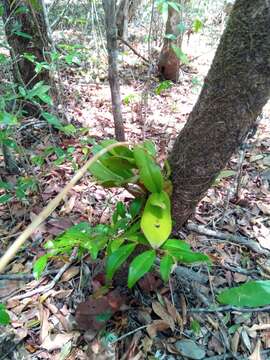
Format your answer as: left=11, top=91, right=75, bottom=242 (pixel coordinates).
left=35, top=140, right=210, bottom=287
left=0, top=304, right=10, bottom=325
left=218, top=281, right=270, bottom=308
left=155, top=80, right=173, bottom=95
left=0, top=177, right=38, bottom=204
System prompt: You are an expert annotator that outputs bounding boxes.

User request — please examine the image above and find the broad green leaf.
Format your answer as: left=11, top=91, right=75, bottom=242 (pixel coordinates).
left=160, top=255, right=174, bottom=282
left=108, top=238, right=125, bottom=253
left=171, top=45, right=189, bottom=64
left=129, top=197, right=144, bottom=218
left=41, top=111, right=63, bottom=129
left=113, top=201, right=126, bottom=224
left=37, top=93, right=53, bottom=105
left=218, top=281, right=270, bottom=307
left=0, top=112, right=18, bottom=126
left=106, top=243, right=136, bottom=281
left=13, top=31, right=32, bottom=40
left=193, top=18, right=203, bottom=33
left=161, top=2, right=169, bottom=23
left=133, top=146, right=163, bottom=193
left=155, top=80, right=173, bottom=95
left=62, top=124, right=76, bottom=135
left=141, top=191, right=172, bottom=248
left=177, top=22, right=186, bottom=34
left=45, top=223, right=92, bottom=249
left=171, top=249, right=210, bottom=264
left=164, top=34, right=177, bottom=41
left=128, top=250, right=156, bottom=288
left=14, top=5, right=29, bottom=15
left=101, top=157, right=134, bottom=179
left=168, top=1, right=181, bottom=12
left=0, top=4, right=4, bottom=17
left=27, top=0, right=42, bottom=11
left=0, top=181, right=13, bottom=190
left=95, top=310, right=112, bottom=322
left=94, top=140, right=134, bottom=162
left=89, top=160, right=127, bottom=187
left=215, top=170, right=236, bottom=182
left=162, top=239, right=190, bottom=252
left=18, top=86, right=27, bottom=97
left=126, top=233, right=148, bottom=245
left=0, top=304, right=10, bottom=325
left=33, top=255, right=48, bottom=279
left=0, top=194, right=13, bottom=204
left=143, top=140, right=156, bottom=157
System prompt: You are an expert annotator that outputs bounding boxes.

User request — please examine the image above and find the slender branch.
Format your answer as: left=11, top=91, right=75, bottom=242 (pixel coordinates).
left=118, top=36, right=150, bottom=64
left=189, top=304, right=270, bottom=313
left=0, top=142, right=128, bottom=273
left=110, top=325, right=148, bottom=344
left=186, top=223, right=270, bottom=256
left=10, top=248, right=78, bottom=300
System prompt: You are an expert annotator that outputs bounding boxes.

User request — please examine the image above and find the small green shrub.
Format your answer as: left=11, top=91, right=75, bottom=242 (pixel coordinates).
left=34, top=140, right=210, bottom=288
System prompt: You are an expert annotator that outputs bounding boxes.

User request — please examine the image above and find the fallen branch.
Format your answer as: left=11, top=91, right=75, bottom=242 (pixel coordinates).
left=189, top=304, right=270, bottom=313
left=0, top=269, right=58, bottom=281
left=118, top=36, right=150, bottom=64
left=10, top=248, right=78, bottom=300
left=186, top=223, right=269, bottom=256
left=0, top=142, right=128, bottom=273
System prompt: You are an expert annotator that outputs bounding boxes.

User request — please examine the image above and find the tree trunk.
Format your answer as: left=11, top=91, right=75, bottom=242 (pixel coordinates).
left=2, top=0, right=52, bottom=88
left=158, top=0, right=183, bottom=82
left=103, top=0, right=125, bottom=141
left=116, top=0, right=142, bottom=40
left=169, top=0, right=270, bottom=230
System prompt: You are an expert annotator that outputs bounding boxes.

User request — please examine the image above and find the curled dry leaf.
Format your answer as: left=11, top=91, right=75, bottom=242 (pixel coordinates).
left=39, top=306, right=51, bottom=343
left=152, top=301, right=175, bottom=331
left=249, top=340, right=262, bottom=360
left=41, top=333, right=73, bottom=352
left=146, top=320, right=170, bottom=338
left=60, top=266, right=80, bottom=282
left=75, top=289, right=126, bottom=331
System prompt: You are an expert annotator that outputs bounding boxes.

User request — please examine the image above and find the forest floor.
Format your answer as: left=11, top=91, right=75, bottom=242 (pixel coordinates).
left=0, top=27, right=270, bottom=360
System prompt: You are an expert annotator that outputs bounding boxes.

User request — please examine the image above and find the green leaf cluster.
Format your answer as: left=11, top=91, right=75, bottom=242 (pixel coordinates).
left=0, top=304, right=10, bottom=325
left=36, top=141, right=210, bottom=288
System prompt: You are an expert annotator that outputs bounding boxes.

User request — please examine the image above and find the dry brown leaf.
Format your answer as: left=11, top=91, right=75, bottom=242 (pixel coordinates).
left=164, top=297, right=183, bottom=328
left=146, top=320, right=170, bottom=338
left=60, top=194, right=77, bottom=214
left=250, top=324, right=270, bottom=331
left=257, top=202, right=270, bottom=215
left=233, top=273, right=248, bottom=283
left=40, top=306, right=51, bottom=343
left=41, top=333, right=73, bottom=351
left=60, top=266, right=80, bottom=282
left=249, top=339, right=262, bottom=360
left=231, top=327, right=241, bottom=354
left=152, top=301, right=175, bottom=331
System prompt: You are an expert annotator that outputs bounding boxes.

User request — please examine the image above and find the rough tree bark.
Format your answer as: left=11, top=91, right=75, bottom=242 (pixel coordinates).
left=169, top=0, right=270, bottom=230
left=2, top=0, right=52, bottom=87
left=158, top=0, right=186, bottom=82
left=103, top=0, right=125, bottom=141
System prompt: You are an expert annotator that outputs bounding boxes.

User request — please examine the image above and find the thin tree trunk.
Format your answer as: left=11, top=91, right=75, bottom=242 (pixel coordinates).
left=116, top=0, right=142, bottom=39
left=103, top=0, right=125, bottom=141
left=169, top=0, right=270, bottom=230
left=2, top=0, right=52, bottom=88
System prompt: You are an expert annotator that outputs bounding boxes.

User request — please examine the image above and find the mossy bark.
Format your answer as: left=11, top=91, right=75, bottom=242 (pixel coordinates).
left=169, top=0, right=270, bottom=230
